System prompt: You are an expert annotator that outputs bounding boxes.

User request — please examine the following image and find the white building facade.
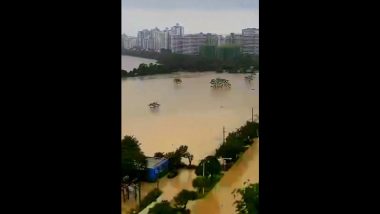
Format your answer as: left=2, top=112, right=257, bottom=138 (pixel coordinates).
left=241, top=28, right=259, bottom=55
left=122, top=34, right=137, bottom=49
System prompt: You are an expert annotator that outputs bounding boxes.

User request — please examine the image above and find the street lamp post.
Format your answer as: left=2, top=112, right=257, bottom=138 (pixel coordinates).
left=202, top=160, right=209, bottom=195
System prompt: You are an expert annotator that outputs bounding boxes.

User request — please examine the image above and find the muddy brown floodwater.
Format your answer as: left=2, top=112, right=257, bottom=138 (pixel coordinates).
left=122, top=56, right=259, bottom=163
left=188, top=139, right=259, bottom=214
left=121, top=169, right=197, bottom=213
left=122, top=56, right=259, bottom=213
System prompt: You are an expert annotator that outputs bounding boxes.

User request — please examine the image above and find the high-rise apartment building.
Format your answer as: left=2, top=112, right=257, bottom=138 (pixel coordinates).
left=122, top=34, right=137, bottom=49
left=170, top=33, right=218, bottom=55
left=137, top=29, right=151, bottom=49
left=137, top=27, right=171, bottom=51
left=225, top=33, right=243, bottom=46
left=169, top=23, right=184, bottom=36
left=241, top=28, right=259, bottom=55
left=133, top=24, right=258, bottom=55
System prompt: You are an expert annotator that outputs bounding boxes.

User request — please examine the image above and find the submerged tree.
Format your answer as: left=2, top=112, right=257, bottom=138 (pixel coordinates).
left=148, top=200, right=177, bottom=214
left=233, top=182, right=259, bottom=214
left=174, top=189, right=198, bottom=210
left=210, top=78, right=231, bottom=88
left=149, top=102, right=160, bottom=109
left=192, top=176, right=209, bottom=193
left=195, top=156, right=222, bottom=177
left=174, top=78, right=182, bottom=84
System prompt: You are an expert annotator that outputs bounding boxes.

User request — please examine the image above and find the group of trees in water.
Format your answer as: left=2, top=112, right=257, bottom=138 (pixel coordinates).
left=147, top=188, right=197, bottom=214
left=122, top=49, right=259, bottom=78
left=215, top=121, right=259, bottom=161
left=124, top=63, right=171, bottom=77
left=147, top=181, right=259, bottom=214
left=233, top=182, right=259, bottom=214
left=124, top=118, right=260, bottom=214
left=146, top=118, right=260, bottom=213
left=210, top=78, right=231, bottom=88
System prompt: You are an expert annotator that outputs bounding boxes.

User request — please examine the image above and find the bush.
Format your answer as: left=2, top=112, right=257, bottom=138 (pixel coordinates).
left=215, top=121, right=259, bottom=161
left=192, top=175, right=222, bottom=197
left=233, top=182, right=259, bottom=214
left=148, top=200, right=177, bottom=214
left=138, top=188, right=162, bottom=211
left=195, top=156, right=222, bottom=177
left=192, top=176, right=209, bottom=192
left=167, top=170, right=178, bottom=179
left=174, top=189, right=198, bottom=209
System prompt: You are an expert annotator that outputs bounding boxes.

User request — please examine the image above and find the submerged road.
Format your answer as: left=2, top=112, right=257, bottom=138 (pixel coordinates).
left=188, top=139, right=259, bottom=214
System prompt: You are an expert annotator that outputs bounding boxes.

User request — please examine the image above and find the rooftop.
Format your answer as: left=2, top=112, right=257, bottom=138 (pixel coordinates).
left=146, top=157, right=167, bottom=169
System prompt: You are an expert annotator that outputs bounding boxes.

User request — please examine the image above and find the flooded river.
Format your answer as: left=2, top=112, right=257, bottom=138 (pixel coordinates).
left=122, top=55, right=259, bottom=162
left=188, top=139, right=259, bottom=214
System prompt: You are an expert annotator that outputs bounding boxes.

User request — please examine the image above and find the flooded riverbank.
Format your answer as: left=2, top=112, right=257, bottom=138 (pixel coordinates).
left=122, top=169, right=197, bottom=213
left=122, top=55, right=258, bottom=162
left=188, top=139, right=259, bottom=214
left=122, top=55, right=259, bottom=213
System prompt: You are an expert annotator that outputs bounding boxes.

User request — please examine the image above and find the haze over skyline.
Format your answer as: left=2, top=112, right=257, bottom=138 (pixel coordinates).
left=122, top=0, right=259, bottom=36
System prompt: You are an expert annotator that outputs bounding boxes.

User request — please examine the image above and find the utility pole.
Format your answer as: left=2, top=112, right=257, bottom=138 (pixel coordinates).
left=223, top=126, right=226, bottom=144
left=202, top=161, right=205, bottom=195
left=252, top=107, right=254, bottom=122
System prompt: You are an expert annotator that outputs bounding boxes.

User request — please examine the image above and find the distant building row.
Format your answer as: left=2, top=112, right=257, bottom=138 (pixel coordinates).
left=122, top=24, right=259, bottom=55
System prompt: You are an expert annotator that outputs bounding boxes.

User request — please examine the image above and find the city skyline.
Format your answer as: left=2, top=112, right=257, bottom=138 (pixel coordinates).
left=122, top=25, right=259, bottom=37
left=122, top=0, right=259, bottom=36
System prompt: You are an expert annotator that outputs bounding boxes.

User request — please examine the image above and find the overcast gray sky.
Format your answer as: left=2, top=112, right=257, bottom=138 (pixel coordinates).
left=122, top=0, right=259, bottom=36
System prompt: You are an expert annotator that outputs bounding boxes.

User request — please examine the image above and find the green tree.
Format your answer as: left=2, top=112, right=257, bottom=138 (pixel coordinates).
left=174, top=189, right=198, bottom=209
left=121, top=135, right=146, bottom=179
left=183, top=152, right=194, bottom=166
left=192, top=176, right=209, bottom=193
left=233, top=182, right=259, bottom=214
left=215, top=121, right=259, bottom=160
left=121, top=69, right=128, bottom=78
left=195, top=156, right=221, bottom=177
left=237, top=121, right=259, bottom=142
left=122, top=49, right=258, bottom=78
left=165, top=145, right=189, bottom=170
left=175, top=145, right=188, bottom=157
left=216, top=136, right=246, bottom=160
left=154, top=152, right=165, bottom=158
left=165, top=151, right=181, bottom=171
left=148, top=200, right=177, bottom=214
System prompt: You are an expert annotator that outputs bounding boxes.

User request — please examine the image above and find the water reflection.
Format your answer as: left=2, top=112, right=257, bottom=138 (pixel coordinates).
left=149, top=107, right=160, bottom=114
